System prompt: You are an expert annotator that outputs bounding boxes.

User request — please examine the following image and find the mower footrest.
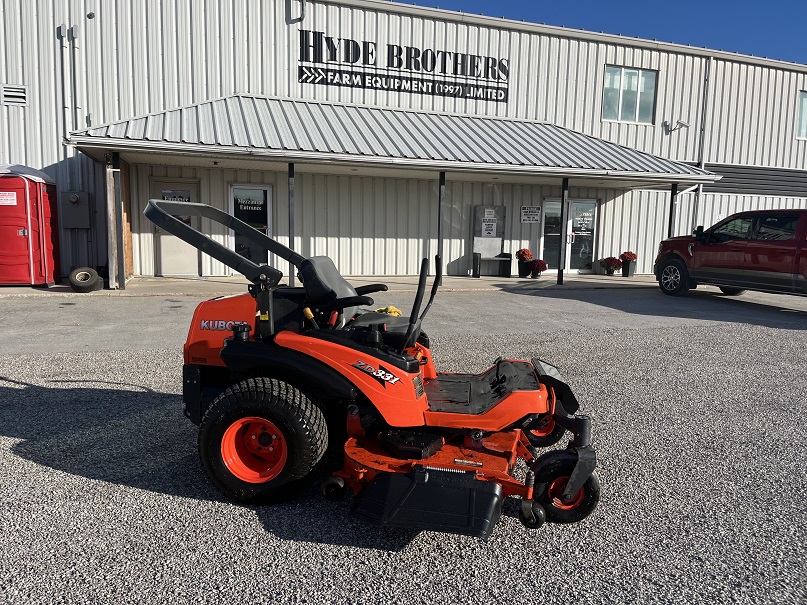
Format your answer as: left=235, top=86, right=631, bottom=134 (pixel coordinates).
left=351, top=467, right=503, bottom=539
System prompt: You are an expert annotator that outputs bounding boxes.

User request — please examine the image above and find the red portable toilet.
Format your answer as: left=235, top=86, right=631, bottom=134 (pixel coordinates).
left=0, top=164, right=60, bottom=286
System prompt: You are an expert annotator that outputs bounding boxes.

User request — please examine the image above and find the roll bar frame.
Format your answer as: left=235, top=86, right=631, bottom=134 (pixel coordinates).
left=144, top=199, right=305, bottom=286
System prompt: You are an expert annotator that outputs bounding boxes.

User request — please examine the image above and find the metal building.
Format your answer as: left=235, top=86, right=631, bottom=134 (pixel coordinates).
left=1, top=0, right=805, bottom=285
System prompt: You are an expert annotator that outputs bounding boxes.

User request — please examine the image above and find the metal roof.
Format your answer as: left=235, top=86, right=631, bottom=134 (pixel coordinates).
left=68, top=95, right=718, bottom=185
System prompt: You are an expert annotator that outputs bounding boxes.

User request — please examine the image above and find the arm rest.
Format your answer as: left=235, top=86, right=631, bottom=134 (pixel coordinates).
left=314, top=295, right=374, bottom=312
left=355, top=284, right=389, bottom=295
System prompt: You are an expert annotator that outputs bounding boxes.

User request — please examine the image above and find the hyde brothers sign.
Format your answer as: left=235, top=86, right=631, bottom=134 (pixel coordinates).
left=299, top=30, right=510, bottom=103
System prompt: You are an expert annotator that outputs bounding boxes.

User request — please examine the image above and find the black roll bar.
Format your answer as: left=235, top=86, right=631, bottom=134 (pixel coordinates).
left=144, top=200, right=305, bottom=286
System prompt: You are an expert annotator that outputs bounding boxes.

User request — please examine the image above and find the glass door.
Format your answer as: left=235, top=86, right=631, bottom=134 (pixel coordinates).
left=541, top=201, right=562, bottom=270
left=541, top=200, right=598, bottom=273
left=569, top=201, right=596, bottom=272
left=231, top=186, right=272, bottom=265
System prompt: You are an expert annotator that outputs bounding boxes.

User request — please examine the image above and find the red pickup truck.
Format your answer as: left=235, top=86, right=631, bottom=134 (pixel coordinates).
left=654, top=209, right=807, bottom=297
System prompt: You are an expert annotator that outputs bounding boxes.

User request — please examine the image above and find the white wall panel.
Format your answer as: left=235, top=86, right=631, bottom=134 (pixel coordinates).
left=3, top=0, right=806, bottom=277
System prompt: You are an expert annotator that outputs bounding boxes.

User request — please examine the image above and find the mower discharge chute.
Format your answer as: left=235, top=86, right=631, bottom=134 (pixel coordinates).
left=145, top=200, right=600, bottom=539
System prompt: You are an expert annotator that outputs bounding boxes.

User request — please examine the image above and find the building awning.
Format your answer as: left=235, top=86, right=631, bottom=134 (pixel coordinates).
left=67, top=94, right=718, bottom=189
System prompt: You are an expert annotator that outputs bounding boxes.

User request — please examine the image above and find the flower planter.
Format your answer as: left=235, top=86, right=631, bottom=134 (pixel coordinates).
left=530, top=270, right=542, bottom=278
left=621, top=260, right=636, bottom=277
left=517, top=260, right=530, bottom=278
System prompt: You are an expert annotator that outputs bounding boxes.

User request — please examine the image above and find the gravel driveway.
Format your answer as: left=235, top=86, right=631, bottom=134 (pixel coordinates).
left=1, top=287, right=805, bottom=604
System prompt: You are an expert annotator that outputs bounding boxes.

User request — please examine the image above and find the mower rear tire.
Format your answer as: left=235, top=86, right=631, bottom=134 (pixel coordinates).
left=198, top=377, right=328, bottom=504
left=532, top=450, right=600, bottom=524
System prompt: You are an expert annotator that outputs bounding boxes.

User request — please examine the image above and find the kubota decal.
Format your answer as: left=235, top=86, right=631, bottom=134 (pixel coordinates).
left=200, top=320, right=240, bottom=331
left=351, top=360, right=401, bottom=387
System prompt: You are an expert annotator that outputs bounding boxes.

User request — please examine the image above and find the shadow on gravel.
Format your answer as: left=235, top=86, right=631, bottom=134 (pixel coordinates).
left=493, top=284, right=807, bottom=330
left=0, top=376, right=416, bottom=550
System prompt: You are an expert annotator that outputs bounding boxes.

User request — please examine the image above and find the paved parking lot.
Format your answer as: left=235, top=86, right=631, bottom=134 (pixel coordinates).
left=1, top=284, right=805, bottom=604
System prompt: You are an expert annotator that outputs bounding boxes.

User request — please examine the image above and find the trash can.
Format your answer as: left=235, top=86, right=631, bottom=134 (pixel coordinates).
left=0, top=164, right=60, bottom=286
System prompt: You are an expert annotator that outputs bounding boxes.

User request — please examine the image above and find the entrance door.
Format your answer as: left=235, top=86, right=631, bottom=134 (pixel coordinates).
left=231, top=186, right=272, bottom=265
left=541, top=200, right=598, bottom=272
left=151, top=181, right=200, bottom=276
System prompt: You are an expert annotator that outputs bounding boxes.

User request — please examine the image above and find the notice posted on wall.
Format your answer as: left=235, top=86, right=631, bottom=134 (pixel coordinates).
left=481, top=219, right=497, bottom=237
left=521, top=206, right=541, bottom=223
left=0, top=191, right=17, bottom=206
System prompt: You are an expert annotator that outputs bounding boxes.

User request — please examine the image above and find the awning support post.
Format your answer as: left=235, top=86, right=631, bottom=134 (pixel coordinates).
left=104, top=152, right=125, bottom=289
left=113, top=153, right=126, bottom=290
left=557, top=177, right=569, bottom=285
left=668, top=182, right=679, bottom=238
left=437, top=171, right=445, bottom=285
left=288, top=162, right=295, bottom=287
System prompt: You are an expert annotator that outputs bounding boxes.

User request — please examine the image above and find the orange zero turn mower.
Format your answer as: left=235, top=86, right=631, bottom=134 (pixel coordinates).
left=146, top=200, right=600, bottom=539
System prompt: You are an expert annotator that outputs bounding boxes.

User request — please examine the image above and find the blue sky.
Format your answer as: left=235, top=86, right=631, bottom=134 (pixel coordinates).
left=392, top=1, right=807, bottom=65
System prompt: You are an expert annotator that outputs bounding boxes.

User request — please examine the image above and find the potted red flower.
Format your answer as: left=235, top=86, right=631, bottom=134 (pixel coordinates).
left=515, top=248, right=533, bottom=278
left=599, top=256, right=622, bottom=275
left=619, top=251, right=637, bottom=277
left=527, top=258, right=547, bottom=278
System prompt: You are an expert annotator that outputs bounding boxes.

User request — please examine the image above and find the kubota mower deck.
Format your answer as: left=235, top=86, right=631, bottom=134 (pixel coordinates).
left=145, top=199, right=600, bottom=539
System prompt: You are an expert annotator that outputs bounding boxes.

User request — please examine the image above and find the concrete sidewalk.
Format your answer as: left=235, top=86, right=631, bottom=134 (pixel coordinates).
left=0, top=272, right=659, bottom=298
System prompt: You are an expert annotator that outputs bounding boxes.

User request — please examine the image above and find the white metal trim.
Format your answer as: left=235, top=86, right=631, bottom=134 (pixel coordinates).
left=67, top=137, right=719, bottom=184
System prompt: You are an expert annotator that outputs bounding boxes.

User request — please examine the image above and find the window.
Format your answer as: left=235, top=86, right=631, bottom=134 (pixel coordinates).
left=799, top=91, right=807, bottom=139
left=754, top=215, right=799, bottom=241
left=603, top=66, right=657, bottom=124
left=712, top=217, right=753, bottom=242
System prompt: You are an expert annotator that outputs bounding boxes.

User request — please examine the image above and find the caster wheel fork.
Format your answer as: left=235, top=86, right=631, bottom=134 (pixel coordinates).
left=518, top=470, right=546, bottom=529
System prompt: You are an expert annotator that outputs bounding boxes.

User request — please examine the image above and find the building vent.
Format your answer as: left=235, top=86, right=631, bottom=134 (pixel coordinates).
left=1, top=85, right=27, bottom=106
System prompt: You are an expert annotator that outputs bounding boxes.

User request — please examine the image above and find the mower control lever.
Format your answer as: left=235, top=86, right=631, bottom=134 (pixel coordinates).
left=400, top=255, right=442, bottom=353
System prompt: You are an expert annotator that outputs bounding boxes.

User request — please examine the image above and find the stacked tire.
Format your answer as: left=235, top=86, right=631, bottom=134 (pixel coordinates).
left=68, top=267, right=104, bottom=293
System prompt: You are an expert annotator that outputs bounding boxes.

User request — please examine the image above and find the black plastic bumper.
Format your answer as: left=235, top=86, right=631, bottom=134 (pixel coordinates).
left=351, top=466, right=503, bottom=539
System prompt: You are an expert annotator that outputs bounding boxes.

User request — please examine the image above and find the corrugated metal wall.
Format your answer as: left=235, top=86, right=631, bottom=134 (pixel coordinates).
left=43, top=0, right=806, bottom=168
left=2, top=0, right=806, bottom=276
left=0, top=0, right=105, bottom=270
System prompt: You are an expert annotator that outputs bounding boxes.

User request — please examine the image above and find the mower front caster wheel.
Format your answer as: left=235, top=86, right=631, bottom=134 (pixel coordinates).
left=518, top=500, right=546, bottom=529
left=321, top=475, right=347, bottom=501
left=532, top=450, right=600, bottom=524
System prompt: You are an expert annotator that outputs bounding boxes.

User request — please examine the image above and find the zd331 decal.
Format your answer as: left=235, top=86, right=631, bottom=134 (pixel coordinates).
left=351, top=360, right=401, bottom=387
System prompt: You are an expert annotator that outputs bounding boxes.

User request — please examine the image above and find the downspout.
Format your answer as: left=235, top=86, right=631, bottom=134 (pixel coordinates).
left=693, top=56, right=713, bottom=231
left=57, top=25, right=72, bottom=186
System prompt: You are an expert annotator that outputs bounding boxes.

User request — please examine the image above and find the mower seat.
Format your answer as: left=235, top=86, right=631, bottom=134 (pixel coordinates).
left=298, top=256, right=389, bottom=328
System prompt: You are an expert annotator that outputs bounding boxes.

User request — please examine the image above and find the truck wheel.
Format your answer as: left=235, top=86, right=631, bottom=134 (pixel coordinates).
left=719, top=287, right=745, bottom=296
left=658, top=258, right=690, bottom=296
left=68, top=267, right=102, bottom=293
left=198, top=377, right=327, bottom=504
left=532, top=450, right=600, bottom=524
